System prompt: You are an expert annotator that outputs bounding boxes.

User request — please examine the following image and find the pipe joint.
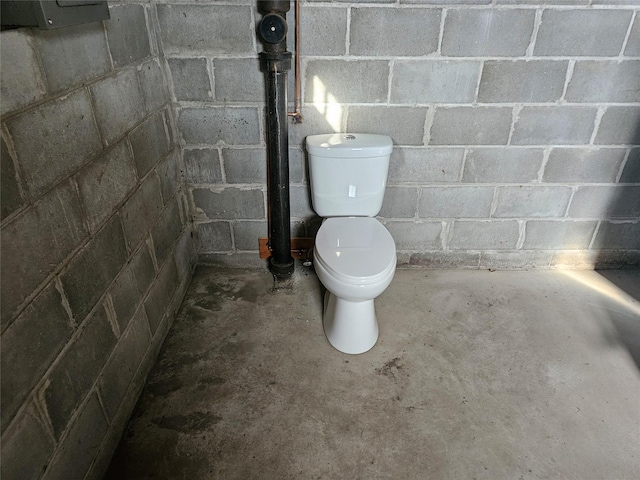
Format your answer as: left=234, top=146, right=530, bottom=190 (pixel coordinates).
left=259, top=51, right=292, bottom=73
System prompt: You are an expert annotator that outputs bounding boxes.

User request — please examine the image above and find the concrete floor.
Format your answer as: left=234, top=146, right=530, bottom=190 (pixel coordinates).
left=105, top=266, right=640, bottom=480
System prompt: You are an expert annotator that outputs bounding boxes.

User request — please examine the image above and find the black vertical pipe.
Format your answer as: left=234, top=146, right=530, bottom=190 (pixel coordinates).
left=258, top=1, right=294, bottom=277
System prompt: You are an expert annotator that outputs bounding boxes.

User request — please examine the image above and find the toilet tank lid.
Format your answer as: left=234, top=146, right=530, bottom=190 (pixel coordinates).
left=306, top=133, right=393, bottom=158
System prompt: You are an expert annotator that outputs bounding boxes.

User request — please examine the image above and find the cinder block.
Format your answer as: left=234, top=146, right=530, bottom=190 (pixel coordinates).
left=138, top=59, right=170, bottom=114
left=566, top=61, right=640, bottom=103
left=543, top=148, right=627, bottom=183
left=430, top=107, right=512, bottom=145
left=449, top=220, right=520, bottom=250
left=347, top=107, right=428, bottom=146
left=1, top=180, right=88, bottom=323
left=107, top=266, right=138, bottom=334
left=301, top=6, right=347, bottom=55
left=568, top=185, right=640, bottom=219
left=0, top=30, right=45, bottom=115
left=183, top=148, right=222, bottom=184
left=305, top=59, right=389, bottom=104
left=76, top=142, right=137, bottom=234
left=311, top=0, right=393, bottom=2
left=233, top=221, right=267, bottom=251
left=463, top=148, right=543, bottom=183
left=593, top=222, right=640, bottom=250
left=6, top=89, right=101, bottom=199
left=192, top=187, right=265, bottom=219
left=144, top=258, right=179, bottom=335
left=33, top=23, right=110, bottom=93
left=129, top=110, right=170, bottom=178
left=42, top=306, right=116, bottom=437
left=289, top=148, right=305, bottom=184
left=391, top=60, right=481, bottom=104
left=479, top=251, right=554, bottom=270
left=600, top=1, right=640, bottom=8
left=594, top=107, right=640, bottom=146
left=1, top=137, right=25, bottom=220
left=419, top=186, right=493, bottom=218
left=1, top=283, right=73, bottom=432
left=442, top=9, right=535, bottom=57
left=478, top=60, right=568, bottom=103
left=119, top=174, right=164, bottom=251
left=156, top=4, right=253, bottom=54
left=178, top=107, right=261, bottom=146
left=105, top=4, right=150, bottom=68
left=523, top=220, right=598, bottom=250
left=290, top=185, right=316, bottom=218
left=408, top=251, right=480, bottom=268
left=619, top=149, right=639, bottom=183
left=41, top=391, right=108, bottom=480
left=511, top=106, right=597, bottom=145
left=224, top=148, right=267, bottom=184
left=388, top=147, right=464, bottom=184
left=289, top=106, right=344, bottom=148
left=495, top=0, right=587, bottom=3
left=379, top=187, right=418, bottom=218
left=60, top=218, right=128, bottom=324
left=128, top=244, right=157, bottom=298
left=214, top=58, right=263, bottom=103
left=91, top=69, right=145, bottom=145
left=350, top=7, right=441, bottom=56
left=1, top=402, right=54, bottom=479
left=534, top=9, right=632, bottom=57
left=195, top=222, right=232, bottom=252
left=493, top=186, right=572, bottom=218
left=152, top=199, right=183, bottom=266
left=168, top=57, right=211, bottom=102
left=157, top=151, right=180, bottom=205
left=98, top=309, right=151, bottom=419
left=174, top=231, right=195, bottom=283
left=384, top=221, right=442, bottom=250
left=403, top=0, right=490, bottom=4
left=625, top=15, right=640, bottom=57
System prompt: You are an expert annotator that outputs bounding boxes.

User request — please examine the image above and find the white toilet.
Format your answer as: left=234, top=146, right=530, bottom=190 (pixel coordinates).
left=305, top=133, right=397, bottom=354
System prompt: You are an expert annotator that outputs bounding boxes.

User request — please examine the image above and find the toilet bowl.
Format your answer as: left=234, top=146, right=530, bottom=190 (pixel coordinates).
left=314, top=217, right=396, bottom=354
left=306, top=133, right=396, bottom=354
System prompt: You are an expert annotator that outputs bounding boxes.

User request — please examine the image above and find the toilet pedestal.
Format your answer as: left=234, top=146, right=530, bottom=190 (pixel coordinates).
left=323, top=291, right=379, bottom=355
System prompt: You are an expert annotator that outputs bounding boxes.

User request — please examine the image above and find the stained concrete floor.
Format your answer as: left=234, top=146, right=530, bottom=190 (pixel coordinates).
left=105, top=266, right=640, bottom=480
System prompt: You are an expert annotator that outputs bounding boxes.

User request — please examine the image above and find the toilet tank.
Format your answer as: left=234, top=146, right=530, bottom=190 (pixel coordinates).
left=306, top=133, right=393, bottom=217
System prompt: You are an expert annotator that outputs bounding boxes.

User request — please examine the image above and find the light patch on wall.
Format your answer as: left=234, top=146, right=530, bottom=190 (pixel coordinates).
left=312, top=75, right=342, bottom=133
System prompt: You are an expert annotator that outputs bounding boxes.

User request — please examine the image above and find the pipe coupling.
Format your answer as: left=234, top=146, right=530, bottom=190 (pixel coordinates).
left=259, top=51, right=292, bottom=73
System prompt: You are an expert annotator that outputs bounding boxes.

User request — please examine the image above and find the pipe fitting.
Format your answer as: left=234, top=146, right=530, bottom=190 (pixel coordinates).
left=258, top=0, right=291, bottom=15
left=259, top=13, right=287, bottom=44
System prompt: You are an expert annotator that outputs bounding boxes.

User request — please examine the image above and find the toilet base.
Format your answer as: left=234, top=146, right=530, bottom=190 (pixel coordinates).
left=323, top=291, right=379, bottom=355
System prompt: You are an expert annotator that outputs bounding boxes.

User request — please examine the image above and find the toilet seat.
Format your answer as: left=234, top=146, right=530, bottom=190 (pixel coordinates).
left=314, top=217, right=396, bottom=286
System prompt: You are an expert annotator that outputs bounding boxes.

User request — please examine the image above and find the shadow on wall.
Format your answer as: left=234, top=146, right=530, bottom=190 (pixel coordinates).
left=593, top=119, right=640, bottom=371
left=592, top=115, right=640, bottom=268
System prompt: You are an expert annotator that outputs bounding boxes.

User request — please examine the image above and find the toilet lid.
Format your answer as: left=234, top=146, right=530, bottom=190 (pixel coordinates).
left=315, top=217, right=396, bottom=283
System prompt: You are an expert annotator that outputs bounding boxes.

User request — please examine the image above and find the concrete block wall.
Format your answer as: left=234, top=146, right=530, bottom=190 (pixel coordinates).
left=0, top=3, right=194, bottom=479
left=171, top=0, right=639, bottom=269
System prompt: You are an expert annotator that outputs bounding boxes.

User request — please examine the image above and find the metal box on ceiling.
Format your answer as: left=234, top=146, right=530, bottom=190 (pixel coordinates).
left=1, top=1, right=109, bottom=30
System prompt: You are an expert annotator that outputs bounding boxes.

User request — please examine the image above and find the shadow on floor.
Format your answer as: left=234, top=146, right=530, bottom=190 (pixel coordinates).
left=596, top=269, right=640, bottom=370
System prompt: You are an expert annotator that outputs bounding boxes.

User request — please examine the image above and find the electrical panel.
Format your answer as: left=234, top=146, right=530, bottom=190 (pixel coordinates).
left=1, top=1, right=109, bottom=30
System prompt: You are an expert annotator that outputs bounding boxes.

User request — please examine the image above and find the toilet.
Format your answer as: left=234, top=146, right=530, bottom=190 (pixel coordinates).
left=305, top=133, right=397, bottom=354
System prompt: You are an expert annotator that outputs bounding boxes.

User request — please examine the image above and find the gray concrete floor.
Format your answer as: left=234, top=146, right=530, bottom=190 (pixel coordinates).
left=105, top=266, right=640, bottom=480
